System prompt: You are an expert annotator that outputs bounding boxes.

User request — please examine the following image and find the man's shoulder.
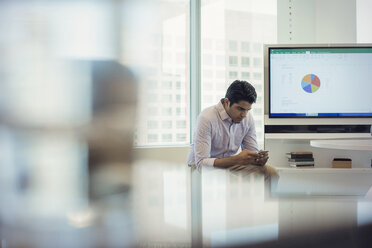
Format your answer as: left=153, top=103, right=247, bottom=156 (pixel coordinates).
left=199, top=104, right=218, bottom=120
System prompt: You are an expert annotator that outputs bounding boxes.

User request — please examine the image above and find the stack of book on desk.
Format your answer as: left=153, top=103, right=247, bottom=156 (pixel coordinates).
left=286, top=152, right=314, bottom=168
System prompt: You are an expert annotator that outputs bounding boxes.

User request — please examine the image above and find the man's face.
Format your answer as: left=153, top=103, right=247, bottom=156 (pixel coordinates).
left=223, top=99, right=252, bottom=123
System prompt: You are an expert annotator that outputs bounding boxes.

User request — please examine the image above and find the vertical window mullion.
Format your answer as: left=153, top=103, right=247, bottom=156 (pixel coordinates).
left=190, top=0, right=201, bottom=144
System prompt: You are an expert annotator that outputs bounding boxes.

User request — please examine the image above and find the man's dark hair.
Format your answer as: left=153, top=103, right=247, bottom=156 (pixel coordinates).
left=225, top=80, right=257, bottom=105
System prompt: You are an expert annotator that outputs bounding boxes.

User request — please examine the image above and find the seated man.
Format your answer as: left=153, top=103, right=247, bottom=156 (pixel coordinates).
left=187, top=80, right=278, bottom=180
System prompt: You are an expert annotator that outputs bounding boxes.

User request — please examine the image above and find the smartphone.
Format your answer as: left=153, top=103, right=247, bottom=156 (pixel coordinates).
left=258, top=150, right=268, bottom=157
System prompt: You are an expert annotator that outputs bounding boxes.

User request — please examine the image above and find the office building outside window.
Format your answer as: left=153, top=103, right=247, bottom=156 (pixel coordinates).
left=124, top=1, right=190, bottom=146
left=201, top=0, right=277, bottom=147
left=125, top=0, right=276, bottom=147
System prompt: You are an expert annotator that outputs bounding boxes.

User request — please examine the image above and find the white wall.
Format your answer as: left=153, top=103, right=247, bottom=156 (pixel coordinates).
left=277, top=0, right=356, bottom=43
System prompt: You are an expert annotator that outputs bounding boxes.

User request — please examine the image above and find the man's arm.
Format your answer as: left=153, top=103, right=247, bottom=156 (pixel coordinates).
left=214, top=149, right=260, bottom=169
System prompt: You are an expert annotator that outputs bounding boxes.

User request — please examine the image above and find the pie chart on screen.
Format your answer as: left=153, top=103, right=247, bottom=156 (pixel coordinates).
left=301, top=74, right=320, bottom=93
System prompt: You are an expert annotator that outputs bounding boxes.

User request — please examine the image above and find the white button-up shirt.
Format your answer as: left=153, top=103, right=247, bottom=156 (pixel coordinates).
left=187, top=100, right=258, bottom=169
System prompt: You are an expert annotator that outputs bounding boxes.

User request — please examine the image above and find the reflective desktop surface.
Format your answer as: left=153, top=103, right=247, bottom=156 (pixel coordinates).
left=3, top=158, right=372, bottom=247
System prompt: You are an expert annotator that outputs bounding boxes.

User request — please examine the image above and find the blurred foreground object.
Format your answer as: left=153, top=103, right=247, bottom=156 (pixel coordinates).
left=0, top=58, right=138, bottom=247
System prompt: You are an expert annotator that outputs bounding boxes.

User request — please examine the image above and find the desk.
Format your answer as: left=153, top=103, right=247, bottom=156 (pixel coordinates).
left=2, top=160, right=372, bottom=247
left=310, top=138, right=372, bottom=151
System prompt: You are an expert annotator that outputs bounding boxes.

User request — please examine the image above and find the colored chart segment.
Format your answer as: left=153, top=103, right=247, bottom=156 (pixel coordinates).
left=301, top=74, right=320, bottom=93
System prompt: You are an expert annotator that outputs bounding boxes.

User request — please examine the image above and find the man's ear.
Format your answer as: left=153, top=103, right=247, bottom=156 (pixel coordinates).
left=224, top=98, right=230, bottom=105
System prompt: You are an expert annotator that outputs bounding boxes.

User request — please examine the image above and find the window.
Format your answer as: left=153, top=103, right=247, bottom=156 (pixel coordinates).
left=162, top=107, right=172, bottom=116
left=162, top=94, right=172, bottom=102
left=128, top=0, right=275, bottom=147
left=176, top=94, right=181, bottom=103
left=148, top=94, right=158, bottom=103
left=253, top=42, right=261, bottom=53
left=253, top=58, right=261, bottom=67
left=229, top=56, right=238, bottom=66
left=148, top=80, right=158, bottom=89
left=201, top=0, right=277, bottom=147
left=241, top=57, right=250, bottom=67
left=229, top=40, right=238, bottom=51
left=162, top=81, right=172, bottom=89
left=147, top=134, right=158, bottom=143
left=176, top=120, right=186, bottom=129
left=175, top=81, right=181, bottom=90
left=255, top=85, right=263, bottom=92
left=176, top=133, right=187, bottom=142
left=241, top=41, right=250, bottom=52
left=241, top=72, right=250, bottom=80
left=162, top=134, right=172, bottom=142
left=127, top=1, right=190, bottom=146
left=147, top=120, right=158, bottom=129
left=229, top=71, right=238, bottom=79
left=148, top=107, right=158, bottom=116
left=162, top=120, right=172, bottom=129
left=253, top=72, right=262, bottom=80
left=253, top=108, right=262, bottom=115
left=176, top=107, right=181, bottom=116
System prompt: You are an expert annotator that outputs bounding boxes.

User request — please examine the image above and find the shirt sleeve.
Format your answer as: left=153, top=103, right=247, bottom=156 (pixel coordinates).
left=241, top=113, right=259, bottom=153
left=193, top=114, right=216, bottom=169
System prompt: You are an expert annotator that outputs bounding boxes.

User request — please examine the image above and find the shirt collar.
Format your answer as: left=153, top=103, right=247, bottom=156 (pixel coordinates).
left=217, top=99, right=232, bottom=122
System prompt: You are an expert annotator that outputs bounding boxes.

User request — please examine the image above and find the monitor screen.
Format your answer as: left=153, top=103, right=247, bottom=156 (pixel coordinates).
left=268, top=46, right=372, bottom=118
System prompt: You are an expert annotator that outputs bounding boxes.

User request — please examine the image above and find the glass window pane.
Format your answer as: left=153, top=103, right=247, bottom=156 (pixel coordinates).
left=147, top=134, right=158, bottom=143
left=124, top=1, right=190, bottom=146
left=241, top=57, right=250, bottom=67
left=176, top=133, right=187, bottom=142
left=241, top=72, right=250, bottom=80
left=201, top=0, right=277, bottom=148
left=253, top=57, right=261, bottom=67
left=147, top=120, right=159, bottom=129
left=229, top=71, right=238, bottom=79
left=241, top=41, right=250, bottom=52
left=229, top=56, right=238, bottom=66
left=162, top=120, right=172, bottom=129
left=229, top=40, right=238, bottom=51
left=176, top=120, right=186, bottom=129
left=162, top=134, right=172, bottom=142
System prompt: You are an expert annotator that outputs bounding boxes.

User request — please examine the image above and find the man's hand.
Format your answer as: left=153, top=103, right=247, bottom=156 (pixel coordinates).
left=236, top=149, right=261, bottom=165
left=253, top=150, right=269, bottom=166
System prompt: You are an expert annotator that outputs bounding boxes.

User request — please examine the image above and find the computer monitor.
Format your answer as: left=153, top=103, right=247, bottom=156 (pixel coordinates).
left=264, top=44, right=372, bottom=123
